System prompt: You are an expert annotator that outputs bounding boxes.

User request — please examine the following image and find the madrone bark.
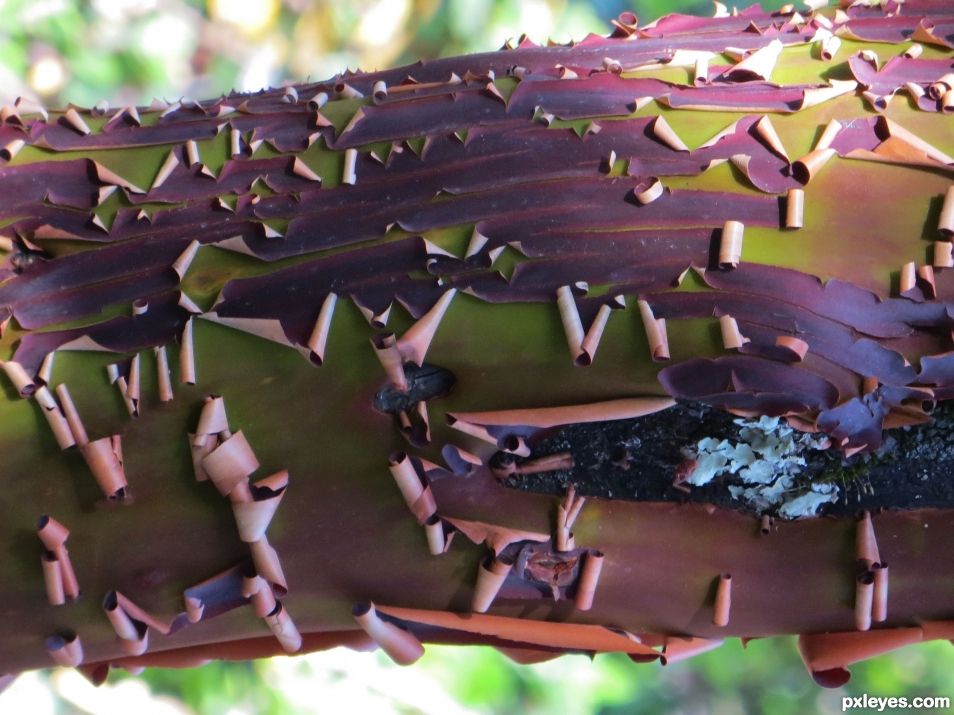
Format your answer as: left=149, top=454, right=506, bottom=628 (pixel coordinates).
left=0, top=0, right=953, bottom=690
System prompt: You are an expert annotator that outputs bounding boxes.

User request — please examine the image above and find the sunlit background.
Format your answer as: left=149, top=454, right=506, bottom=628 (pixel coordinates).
left=0, top=0, right=795, bottom=107
left=1, top=0, right=952, bottom=712
left=0, top=0, right=615, bottom=105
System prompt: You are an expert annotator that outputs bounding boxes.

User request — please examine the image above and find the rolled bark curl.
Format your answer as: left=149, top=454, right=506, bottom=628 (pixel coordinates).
left=0, top=0, right=953, bottom=690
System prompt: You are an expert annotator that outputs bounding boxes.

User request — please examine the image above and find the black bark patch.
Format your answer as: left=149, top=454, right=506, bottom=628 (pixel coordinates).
left=373, top=362, right=456, bottom=413
left=499, top=401, right=954, bottom=517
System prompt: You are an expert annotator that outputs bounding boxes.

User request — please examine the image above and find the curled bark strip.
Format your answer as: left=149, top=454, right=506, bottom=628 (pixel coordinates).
left=342, top=148, right=358, bottom=185
left=648, top=116, right=689, bottom=152
left=184, top=596, right=204, bottom=624
left=81, top=436, right=128, bottom=499
left=41, top=552, right=65, bottom=605
left=661, top=636, right=724, bottom=665
left=940, top=185, right=954, bottom=238
left=63, top=107, right=91, bottom=136
left=633, top=177, right=664, bottom=205
left=155, top=346, right=173, bottom=402
left=0, top=360, right=35, bottom=397
left=726, top=39, right=783, bottom=81
left=574, top=551, right=605, bottom=611
left=33, top=384, right=56, bottom=409
left=933, top=241, right=953, bottom=269
left=797, top=628, right=924, bottom=688
left=843, top=116, right=954, bottom=171
left=151, top=150, right=179, bottom=191
left=37, top=516, right=80, bottom=604
left=375, top=604, right=659, bottom=657
left=424, top=515, right=448, bottom=555
left=561, top=486, right=586, bottom=532
left=821, top=35, right=842, bottom=62
left=872, top=563, right=889, bottom=624
left=232, top=470, right=289, bottom=542
left=184, top=140, right=199, bottom=167
left=514, top=452, right=574, bottom=477
left=371, top=334, right=409, bottom=392
left=785, top=188, right=804, bottom=229
left=243, top=573, right=278, bottom=618
left=180, top=318, right=196, bottom=385
left=249, top=537, right=288, bottom=595
left=35, top=387, right=75, bottom=450
left=449, top=397, right=675, bottom=433
left=291, top=156, right=321, bottom=183
left=917, top=265, right=936, bottom=300
left=194, top=396, right=230, bottom=444
left=181, top=564, right=249, bottom=625
left=579, top=302, right=616, bottom=366
left=397, top=289, right=456, bottom=366
left=37, top=352, right=55, bottom=385
left=306, top=292, right=337, bottom=365
left=554, top=505, right=574, bottom=553
left=201, top=431, right=260, bottom=497
left=37, top=514, right=69, bottom=551
left=719, top=315, right=748, bottom=350
left=127, top=354, right=141, bottom=402
left=46, top=633, right=84, bottom=667
left=694, top=56, right=709, bottom=85
left=111, top=591, right=172, bottom=636
left=353, top=602, right=425, bottom=666
left=556, top=286, right=585, bottom=364
left=856, top=510, right=880, bottom=567
left=2, top=2, right=954, bottom=680
left=0, top=138, right=24, bottom=161
left=753, top=115, right=788, bottom=162
left=855, top=571, right=874, bottom=632
left=441, top=444, right=482, bottom=476
left=472, top=557, right=513, bottom=613
left=92, top=160, right=145, bottom=194
left=188, top=433, right=214, bottom=482
left=443, top=516, right=549, bottom=556
left=775, top=336, right=808, bottom=361
left=718, top=221, right=744, bottom=269
left=388, top=452, right=435, bottom=523
left=793, top=148, right=836, bottom=184
left=171, top=239, right=199, bottom=279
left=104, top=591, right=142, bottom=642
left=265, top=603, right=303, bottom=653
left=119, top=630, right=149, bottom=657
left=637, top=300, right=670, bottom=361
left=713, top=574, right=732, bottom=627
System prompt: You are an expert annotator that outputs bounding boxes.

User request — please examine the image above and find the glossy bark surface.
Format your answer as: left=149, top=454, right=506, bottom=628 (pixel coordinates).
left=0, top=0, right=952, bottom=688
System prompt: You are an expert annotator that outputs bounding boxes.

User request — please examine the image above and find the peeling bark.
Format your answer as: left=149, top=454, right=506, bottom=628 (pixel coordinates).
left=0, top=0, right=953, bottom=690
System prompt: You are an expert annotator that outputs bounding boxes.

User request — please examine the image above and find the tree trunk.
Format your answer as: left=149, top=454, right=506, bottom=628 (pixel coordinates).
left=0, top=0, right=953, bottom=689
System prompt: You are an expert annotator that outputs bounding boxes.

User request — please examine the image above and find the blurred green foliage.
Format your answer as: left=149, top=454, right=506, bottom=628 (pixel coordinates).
left=109, top=637, right=953, bottom=715
left=0, top=0, right=790, bottom=107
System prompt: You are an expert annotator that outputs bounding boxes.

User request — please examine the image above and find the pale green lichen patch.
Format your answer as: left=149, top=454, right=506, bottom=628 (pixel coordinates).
left=685, top=415, right=836, bottom=518
left=777, top=483, right=839, bottom=519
